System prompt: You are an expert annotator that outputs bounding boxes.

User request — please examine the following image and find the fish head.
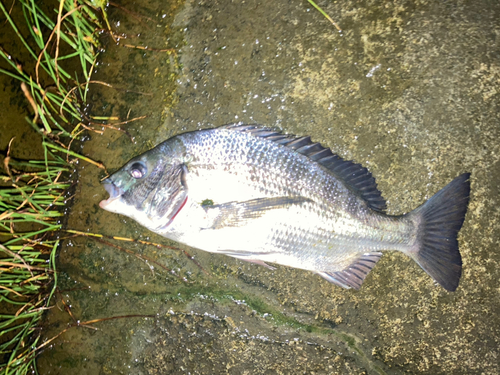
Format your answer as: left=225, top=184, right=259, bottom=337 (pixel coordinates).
left=99, top=140, right=188, bottom=231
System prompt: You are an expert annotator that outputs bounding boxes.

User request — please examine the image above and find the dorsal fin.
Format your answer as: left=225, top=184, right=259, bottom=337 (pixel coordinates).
left=222, top=124, right=387, bottom=212
left=317, top=252, right=383, bottom=289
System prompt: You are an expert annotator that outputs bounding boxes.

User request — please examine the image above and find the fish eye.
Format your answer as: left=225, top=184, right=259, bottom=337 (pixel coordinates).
left=130, top=162, right=147, bottom=179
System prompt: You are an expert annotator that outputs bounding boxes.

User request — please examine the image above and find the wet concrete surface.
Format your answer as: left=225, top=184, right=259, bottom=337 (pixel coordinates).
left=24, top=0, right=500, bottom=373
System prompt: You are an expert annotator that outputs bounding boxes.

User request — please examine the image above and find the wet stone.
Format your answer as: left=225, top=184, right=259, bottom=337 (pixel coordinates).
left=9, top=0, right=497, bottom=374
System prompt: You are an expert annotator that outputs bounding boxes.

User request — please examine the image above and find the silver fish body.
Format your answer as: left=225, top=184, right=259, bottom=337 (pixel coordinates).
left=100, top=125, right=470, bottom=291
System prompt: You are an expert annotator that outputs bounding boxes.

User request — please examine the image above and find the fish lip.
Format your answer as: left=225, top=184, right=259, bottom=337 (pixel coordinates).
left=99, top=178, right=124, bottom=208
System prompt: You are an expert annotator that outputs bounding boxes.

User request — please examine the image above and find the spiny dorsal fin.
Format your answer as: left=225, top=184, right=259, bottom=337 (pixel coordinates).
left=317, top=252, right=383, bottom=289
left=222, top=124, right=387, bottom=212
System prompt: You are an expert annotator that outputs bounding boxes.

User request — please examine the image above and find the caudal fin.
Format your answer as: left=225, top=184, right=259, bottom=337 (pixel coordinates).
left=408, top=173, right=471, bottom=291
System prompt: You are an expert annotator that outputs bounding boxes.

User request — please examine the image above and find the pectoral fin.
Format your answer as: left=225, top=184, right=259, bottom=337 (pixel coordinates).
left=202, top=196, right=311, bottom=230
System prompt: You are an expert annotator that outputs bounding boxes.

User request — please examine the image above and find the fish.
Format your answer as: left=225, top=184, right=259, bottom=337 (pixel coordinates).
left=99, top=124, right=471, bottom=291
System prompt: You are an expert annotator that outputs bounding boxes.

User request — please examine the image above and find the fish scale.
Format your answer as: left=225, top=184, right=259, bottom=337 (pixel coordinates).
left=100, top=124, right=470, bottom=291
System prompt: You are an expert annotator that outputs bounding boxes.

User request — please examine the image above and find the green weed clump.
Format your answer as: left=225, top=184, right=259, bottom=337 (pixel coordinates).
left=0, top=158, right=68, bottom=374
left=0, top=0, right=101, bottom=138
left=0, top=0, right=104, bottom=373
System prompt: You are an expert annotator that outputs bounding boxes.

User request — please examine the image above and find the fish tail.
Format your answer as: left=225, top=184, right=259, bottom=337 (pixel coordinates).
left=407, top=173, right=471, bottom=291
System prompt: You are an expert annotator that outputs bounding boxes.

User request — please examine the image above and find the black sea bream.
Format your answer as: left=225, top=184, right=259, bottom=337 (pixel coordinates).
left=99, top=125, right=470, bottom=291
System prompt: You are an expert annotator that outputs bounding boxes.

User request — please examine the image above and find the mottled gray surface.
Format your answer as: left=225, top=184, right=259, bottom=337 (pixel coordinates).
left=32, top=0, right=499, bottom=374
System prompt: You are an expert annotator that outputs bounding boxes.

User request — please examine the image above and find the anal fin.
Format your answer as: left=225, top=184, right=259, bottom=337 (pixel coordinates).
left=317, top=252, right=382, bottom=289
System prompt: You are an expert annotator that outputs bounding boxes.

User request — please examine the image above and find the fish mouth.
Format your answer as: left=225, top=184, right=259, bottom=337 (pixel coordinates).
left=99, top=178, right=124, bottom=209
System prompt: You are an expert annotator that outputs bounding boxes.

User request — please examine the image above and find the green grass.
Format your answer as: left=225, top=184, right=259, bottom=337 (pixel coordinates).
left=306, top=0, right=342, bottom=31
left=0, top=0, right=101, bottom=136
left=0, top=0, right=104, bottom=373
left=0, top=159, right=67, bottom=374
